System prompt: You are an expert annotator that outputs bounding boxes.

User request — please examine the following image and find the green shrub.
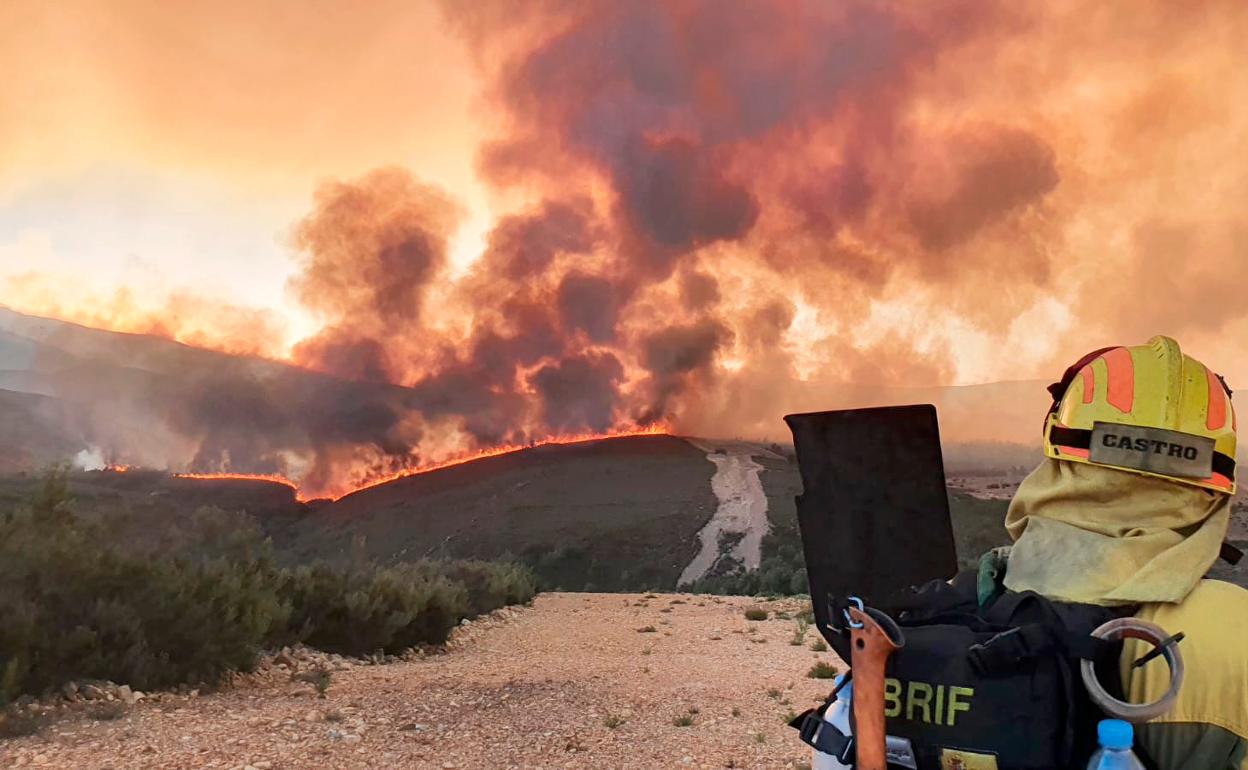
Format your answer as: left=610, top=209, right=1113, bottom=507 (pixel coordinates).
left=410, top=559, right=537, bottom=617
left=743, top=608, right=768, bottom=621
left=0, top=469, right=537, bottom=703
left=276, top=562, right=469, bottom=654
left=807, top=661, right=838, bottom=679
left=0, top=470, right=287, bottom=702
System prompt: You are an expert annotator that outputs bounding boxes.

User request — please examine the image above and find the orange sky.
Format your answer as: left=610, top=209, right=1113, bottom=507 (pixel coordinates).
left=3, top=0, right=1248, bottom=396
left=0, top=0, right=491, bottom=345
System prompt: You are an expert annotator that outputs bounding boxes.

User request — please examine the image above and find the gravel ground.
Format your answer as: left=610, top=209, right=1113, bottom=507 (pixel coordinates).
left=1, top=593, right=844, bottom=770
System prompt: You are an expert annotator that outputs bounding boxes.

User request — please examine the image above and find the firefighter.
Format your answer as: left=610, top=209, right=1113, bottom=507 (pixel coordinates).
left=1003, top=336, right=1247, bottom=769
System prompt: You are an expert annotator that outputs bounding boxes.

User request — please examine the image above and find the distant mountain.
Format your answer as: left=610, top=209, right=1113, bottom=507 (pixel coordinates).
left=0, top=306, right=427, bottom=483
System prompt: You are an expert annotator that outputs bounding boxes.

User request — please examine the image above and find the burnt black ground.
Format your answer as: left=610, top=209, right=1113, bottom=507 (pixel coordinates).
left=291, top=434, right=718, bottom=590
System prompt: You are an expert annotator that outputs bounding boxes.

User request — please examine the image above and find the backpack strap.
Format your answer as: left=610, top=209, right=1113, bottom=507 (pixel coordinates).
left=970, top=590, right=1127, bottom=676
left=789, top=696, right=855, bottom=763
left=968, top=623, right=1119, bottom=676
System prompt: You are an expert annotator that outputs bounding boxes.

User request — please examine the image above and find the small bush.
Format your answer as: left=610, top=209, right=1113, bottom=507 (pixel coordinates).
left=810, top=639, right=828, bottom=652
left=754, top=732, right=767, bottom=744
left=292, top=666, right=332, bottom=698
left=743, top=609, right=768, bottom=621
left=603, top=714, right=625, bottom=729
left=807, top=661, right=838, bottom=679
left=637, top=626, right=657, bottom=633
left=673, top=714, right=694, bottom=727
left=790, top=617, right=810, bottom=646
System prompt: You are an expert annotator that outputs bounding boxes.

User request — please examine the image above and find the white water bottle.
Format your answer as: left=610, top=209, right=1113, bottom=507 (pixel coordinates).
left=1087, top=719, right=1145, bottom=770
left=812, top=676, right=853, bottom=770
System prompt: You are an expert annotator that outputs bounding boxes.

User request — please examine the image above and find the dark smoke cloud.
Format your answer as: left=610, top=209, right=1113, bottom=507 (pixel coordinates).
left=167, top=365, right=418, bottom=480
left=290, top=166, right=461, bottom=381
left=678, top=271, right=720, bottom=311
left=906, top=125, right=1060, bottom=254
left=556, top=273, right=622, bottom=343
left=258, top=1, right=1058, bottom=486
left=291, top=332, right=392, bottom=384
left=485, top=198, right=597, bottom=278
left=638, top=320, right=732, bottom=421
left=530, top=351, right=624, bottom=433
left=616, top=137, right=759, bottom=265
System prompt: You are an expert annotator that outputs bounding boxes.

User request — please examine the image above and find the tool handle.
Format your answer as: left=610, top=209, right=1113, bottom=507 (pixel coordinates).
left=848, top=606, right=903, bottom=770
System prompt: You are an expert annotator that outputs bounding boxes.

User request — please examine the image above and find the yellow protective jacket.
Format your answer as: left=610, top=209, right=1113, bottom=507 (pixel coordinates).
left=1003, top=459, right=1247, bottom=769
left=1123, top=580, right=1248, bottom=770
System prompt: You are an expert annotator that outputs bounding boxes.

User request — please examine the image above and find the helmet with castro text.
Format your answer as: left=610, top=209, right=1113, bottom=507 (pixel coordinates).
left=1043, top=336, right=1236, bottom=494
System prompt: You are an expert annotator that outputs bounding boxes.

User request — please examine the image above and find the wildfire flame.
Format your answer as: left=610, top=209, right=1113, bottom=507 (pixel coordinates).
left=103, top=464, right=132, bottom=473
left=173, top=425, right=670, bottom=503
left=172, top=471, right=300, bottom=491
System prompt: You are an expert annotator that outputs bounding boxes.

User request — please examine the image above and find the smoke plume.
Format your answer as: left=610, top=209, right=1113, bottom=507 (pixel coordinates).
left=9, top=0, right=1248, bottom=496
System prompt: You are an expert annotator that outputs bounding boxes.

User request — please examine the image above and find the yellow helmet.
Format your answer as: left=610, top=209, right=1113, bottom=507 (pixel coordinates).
left=1044, top=336, right=1236, bottom=494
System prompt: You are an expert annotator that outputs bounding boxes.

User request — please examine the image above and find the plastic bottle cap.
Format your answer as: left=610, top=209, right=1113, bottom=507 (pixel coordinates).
left=1098, top=719, right=1133, bottom=750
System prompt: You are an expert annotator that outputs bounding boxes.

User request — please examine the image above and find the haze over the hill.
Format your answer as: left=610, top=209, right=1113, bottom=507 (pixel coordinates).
left=0, top=306, right=1051, bottom=497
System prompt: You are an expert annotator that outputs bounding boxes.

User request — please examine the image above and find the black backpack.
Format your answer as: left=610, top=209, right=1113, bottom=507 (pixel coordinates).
left=790, top=569, right=1135, bottom=770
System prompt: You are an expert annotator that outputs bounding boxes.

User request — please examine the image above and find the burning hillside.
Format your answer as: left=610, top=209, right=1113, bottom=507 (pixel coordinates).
left=173, top=425, right=668, bottom=501
left=0, top=305, right=1050, bottom=500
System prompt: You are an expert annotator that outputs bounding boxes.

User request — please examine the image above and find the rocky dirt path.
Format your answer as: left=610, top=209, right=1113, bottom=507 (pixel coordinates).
left=680, top=443, right=772, bottom=585
left=1, top=593, right=844, bottom=770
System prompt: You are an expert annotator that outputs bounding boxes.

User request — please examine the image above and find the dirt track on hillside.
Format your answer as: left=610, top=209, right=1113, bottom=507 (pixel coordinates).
left=1, top=594, right=843, bottom=770
left=680, top=444, right=772, bottom=585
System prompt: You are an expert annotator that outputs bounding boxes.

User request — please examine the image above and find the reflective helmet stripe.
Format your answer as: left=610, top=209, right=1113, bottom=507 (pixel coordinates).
left=1080, top=365, right=1095, bottom=405
left=1207, top=366, right=1228, bottom=431
left=1103, top=347, right=1135, bottom=413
